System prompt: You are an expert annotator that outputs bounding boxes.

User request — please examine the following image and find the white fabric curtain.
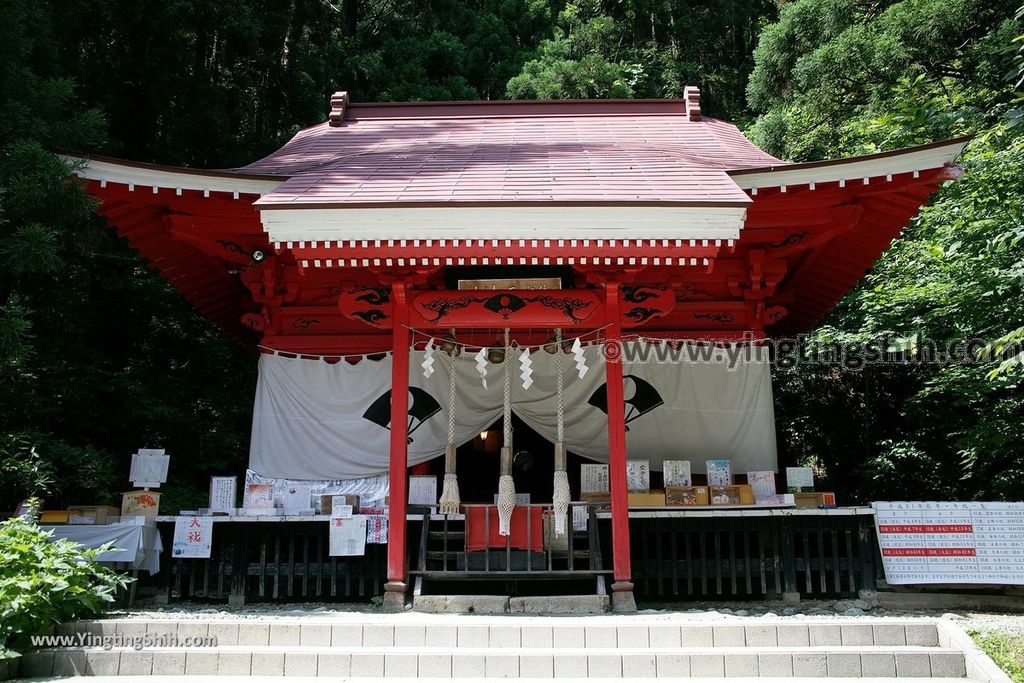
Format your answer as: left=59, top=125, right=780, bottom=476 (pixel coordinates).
left=249, top=343, right=777, bottom=481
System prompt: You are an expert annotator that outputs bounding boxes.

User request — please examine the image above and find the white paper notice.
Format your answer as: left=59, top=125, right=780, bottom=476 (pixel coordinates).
left=663, top=461, right=692, bottom=487
left=172, top=516, right=213, bottom=558
left=626, top=460, right=650, bottom=490
left=331, top=504, right=354, bottom=519
left=874, top=501, right=1024, bottom=585
left=279, top=485, right=312, bottom=515
left=408, top=476, right=437, bottom=506
left=747, top=471, right=777, bottom=499
left=581, top=464, right=609, bottom=493
left=329, top=516, right=368, bottom=556
left=573, top=505, right=589, bottom=532
left=209, top=476, right=237, bottom=513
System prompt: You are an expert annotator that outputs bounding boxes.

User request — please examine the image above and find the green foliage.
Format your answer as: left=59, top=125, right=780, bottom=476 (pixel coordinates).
left=747, top=0, right=1019, bottom=159
left=970, top=630, right=1024, bottom=682
left=754, top=0, right=1024, bottom=502
left=0, top=0, right=255, bottom=513
left=0, top=502, right=130, bottom=656
left=507, top=0, right=777, bottom=117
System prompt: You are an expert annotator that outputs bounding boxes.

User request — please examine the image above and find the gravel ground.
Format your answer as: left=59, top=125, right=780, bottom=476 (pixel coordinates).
left=106, top=596, right=1024, bottom=634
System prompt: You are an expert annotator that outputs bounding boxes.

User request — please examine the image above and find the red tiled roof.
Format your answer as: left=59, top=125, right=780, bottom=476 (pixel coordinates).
left=239, top=100, right=782, bottom=208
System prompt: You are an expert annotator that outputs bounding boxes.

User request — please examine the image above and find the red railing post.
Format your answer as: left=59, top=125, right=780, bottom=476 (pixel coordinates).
left=603, top=279, right=636, bottom=612
left=383, top=279, right=410, bottom=611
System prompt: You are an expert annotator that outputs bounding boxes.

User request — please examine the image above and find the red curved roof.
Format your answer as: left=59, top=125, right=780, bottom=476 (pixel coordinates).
left=238, top=100, right=781, bottom=208
left=68, top=95, right=967, bottom=350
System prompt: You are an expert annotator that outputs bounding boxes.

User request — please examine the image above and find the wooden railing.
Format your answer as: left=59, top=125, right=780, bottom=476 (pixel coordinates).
left=410, top=503, right=609, bottom=594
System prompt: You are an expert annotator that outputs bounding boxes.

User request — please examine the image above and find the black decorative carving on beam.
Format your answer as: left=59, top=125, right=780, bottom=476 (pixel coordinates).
left=768, top=231, right=810, bottom=249
left=694, top=312, right=736, bottom=324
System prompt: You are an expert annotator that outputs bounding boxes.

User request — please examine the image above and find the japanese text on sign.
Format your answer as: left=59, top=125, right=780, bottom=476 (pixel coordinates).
left=873, top=501, right=1024, bottom=585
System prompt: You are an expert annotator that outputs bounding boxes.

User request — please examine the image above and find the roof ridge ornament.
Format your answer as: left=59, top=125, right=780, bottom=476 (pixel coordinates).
left=328, top=91, right=349, bottom=127
left=685, top=86, right=701, bottom=121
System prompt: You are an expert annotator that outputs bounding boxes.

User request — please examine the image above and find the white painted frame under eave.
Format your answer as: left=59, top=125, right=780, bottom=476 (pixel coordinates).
left=257, top=205, right=749, bottom=243
left=729, top=139, right=968, bottom=191
left=61, top=156, right=282, bottom=197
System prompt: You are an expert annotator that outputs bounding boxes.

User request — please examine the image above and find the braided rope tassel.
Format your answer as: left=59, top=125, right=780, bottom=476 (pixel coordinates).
left=438, top=352, right=460, bottom=515
left=496, top=328, right=517, bottom=536
left=551, top=328, right=571, bottom=535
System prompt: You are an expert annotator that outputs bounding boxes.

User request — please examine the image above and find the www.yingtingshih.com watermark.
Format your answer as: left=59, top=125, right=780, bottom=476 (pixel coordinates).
left=598, top=333, right=1020, bottom=371
left=30, top=633, right=218, bottom=650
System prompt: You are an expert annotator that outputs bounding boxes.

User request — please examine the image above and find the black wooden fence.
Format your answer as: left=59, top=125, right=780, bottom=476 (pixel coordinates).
left=147, top=511, right=878, bottom=604
left=624, top=512, right=878, bottom=600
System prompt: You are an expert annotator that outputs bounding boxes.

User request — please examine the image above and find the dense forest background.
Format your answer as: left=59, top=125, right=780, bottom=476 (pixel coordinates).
left=0, top=0, right=1021, bottom=512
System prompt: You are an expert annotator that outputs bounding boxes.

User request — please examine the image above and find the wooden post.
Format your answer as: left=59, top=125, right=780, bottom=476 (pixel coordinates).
left=384, top=279, right=410, bottom=611
left=604, top=280, right=636, bottom=612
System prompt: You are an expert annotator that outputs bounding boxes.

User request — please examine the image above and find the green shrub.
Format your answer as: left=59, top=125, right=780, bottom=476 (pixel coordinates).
left=0, top=501, right=130, bottom=657
left=971, top=629, right=1024, bottom=683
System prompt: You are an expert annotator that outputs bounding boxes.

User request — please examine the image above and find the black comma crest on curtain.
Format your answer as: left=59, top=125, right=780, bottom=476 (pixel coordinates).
left=587, top=375, right=665, bottom=432
left=362, top=387, right=442, bottom=444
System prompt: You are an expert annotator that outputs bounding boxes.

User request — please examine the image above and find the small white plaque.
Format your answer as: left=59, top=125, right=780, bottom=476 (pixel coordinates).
left=408, top=475, right=438, bottom=506
left=172, top=516, right=213, bottom=558
left=209, top=476, right=237, bottom=513
left=329, top=516, right=367, bottom=556
left=580, top=464, right=609, bottom=493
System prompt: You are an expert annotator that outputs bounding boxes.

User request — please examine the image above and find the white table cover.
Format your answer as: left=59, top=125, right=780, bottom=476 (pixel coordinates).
left=42, top=523, right=163, bottom=574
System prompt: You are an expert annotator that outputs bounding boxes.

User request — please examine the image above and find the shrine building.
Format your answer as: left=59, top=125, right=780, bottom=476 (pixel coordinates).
left=69, top=90, right=965, bottom=610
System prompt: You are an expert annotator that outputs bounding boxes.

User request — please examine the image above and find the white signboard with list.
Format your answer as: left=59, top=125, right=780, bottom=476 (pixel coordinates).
left=873, top=501, right=1024, bottom=585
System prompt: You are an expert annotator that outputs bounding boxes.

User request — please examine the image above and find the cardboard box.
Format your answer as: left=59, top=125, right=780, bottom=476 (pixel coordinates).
left=581, top=492, right=611, bottom=504
left=627, top=491, right=666, bottom=507
left=710, top=485, right=742, bottom=505
left=40, top=510, right=70, bottom=524
left=738, top=484, right=755, bottom=505
left=666, top=485, right=709, bottom=506
left=121, top=491, right=161, bottom=518
left=318, top=494, right=360, bottom=515
left=794, top=492, right=837, bottom=509
left=67, top=505, right=121, bottom=525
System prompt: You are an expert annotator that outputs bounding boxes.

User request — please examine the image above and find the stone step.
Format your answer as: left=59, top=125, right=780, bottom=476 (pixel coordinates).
left=6, top=677, right=983, bottom=683
left=54, top=620, right=941, bottom=649
left=21, top=646, right=968, bottom=678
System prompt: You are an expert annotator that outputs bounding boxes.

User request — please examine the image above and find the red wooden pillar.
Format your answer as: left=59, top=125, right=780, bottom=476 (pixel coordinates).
left=384, top=280, right=410, bottom=609
left=603, top=280, right=636, bottom=612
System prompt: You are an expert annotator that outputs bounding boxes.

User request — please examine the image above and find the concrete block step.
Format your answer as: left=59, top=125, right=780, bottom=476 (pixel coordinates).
left=6, top=677, right=981, bottom=683
left=21, top=645, right=968, bottom=679
left=54, top=620, right=941, bottom=649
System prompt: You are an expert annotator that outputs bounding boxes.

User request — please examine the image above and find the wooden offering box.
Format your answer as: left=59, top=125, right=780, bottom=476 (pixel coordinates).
left=627, top=491, right=666, bottom=506
left=794, top=492, right=837, bottom=509
left=710, top=485, right=755, bottom=506
left=666, top=485, right=709, bottom=506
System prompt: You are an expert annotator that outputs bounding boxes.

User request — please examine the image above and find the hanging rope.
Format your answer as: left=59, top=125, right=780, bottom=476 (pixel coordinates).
left=556, top=329, right=565, bottom=443
left=552, top=327, right=571, bottom=535
left=438, top=349, right=461, bottom=514
left=496, top=328, right=517, bottom=536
